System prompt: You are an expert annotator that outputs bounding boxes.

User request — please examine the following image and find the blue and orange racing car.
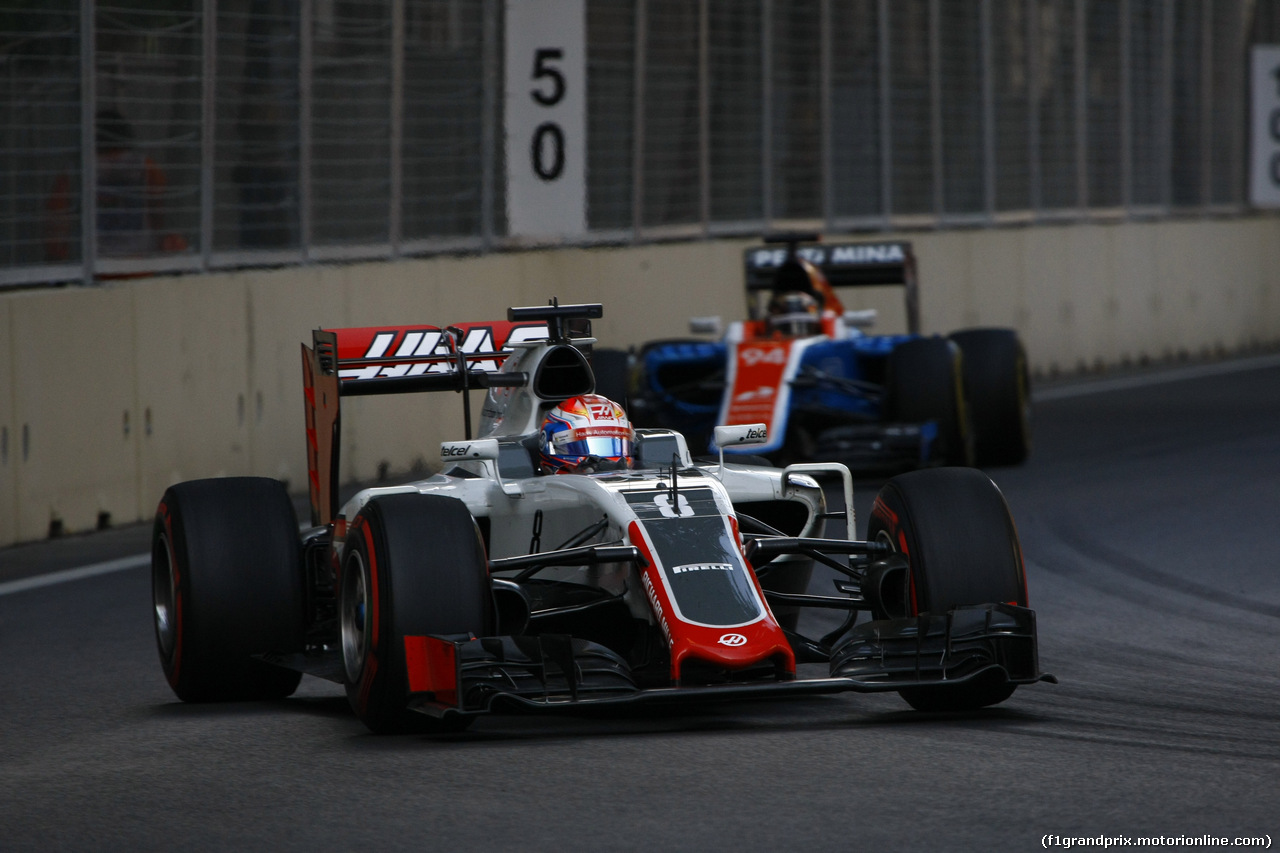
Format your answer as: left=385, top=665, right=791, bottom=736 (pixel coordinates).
left=617, top=235, right=1031, bottom=472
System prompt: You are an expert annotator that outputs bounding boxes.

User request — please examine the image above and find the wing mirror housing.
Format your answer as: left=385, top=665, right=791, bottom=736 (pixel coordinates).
left=440, top=438, right=500, bottom=462
left=689, top=316, right=722, bottom=335
left=712, top=423, right=768, bottom=477
left=841, top=309, right=878, bottom=329
left=440, top=438, right=522, bottom=496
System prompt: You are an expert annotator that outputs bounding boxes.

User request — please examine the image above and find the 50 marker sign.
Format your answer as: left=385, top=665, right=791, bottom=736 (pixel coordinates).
left=530, top=48, right=566, bottom=181
left=505, top=0, right=586, bottom=237
left=1250, top=45, right=1280, bottom=208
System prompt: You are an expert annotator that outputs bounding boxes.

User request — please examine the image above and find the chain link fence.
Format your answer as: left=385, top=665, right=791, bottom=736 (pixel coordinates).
left=2, top=0, right=1279, bottom=287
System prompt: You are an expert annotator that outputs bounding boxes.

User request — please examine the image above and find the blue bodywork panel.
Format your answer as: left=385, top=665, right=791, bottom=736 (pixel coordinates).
left=633, top=332, right=930, bottom=462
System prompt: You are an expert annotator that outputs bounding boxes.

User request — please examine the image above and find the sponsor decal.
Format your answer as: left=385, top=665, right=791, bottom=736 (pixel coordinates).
left=552, top=424, right=632, bottom=445
left=748, top=243, right=906, bottom=269
left=828, top=243, right=904, bottom=265
left=870, top=497, right=898, bottom=527
left=718, top=633, right=747, bottom=647
left=337, top=322, right=546, bottom=381
left=640, top=568, right=672, bottom=644
left=440, top=442, right=474, bottom=458
left=588, top=400, right=619, bottom=419
left=733, top=386, right=774, bottom=403
left=670, top=563, right=734, bottom=575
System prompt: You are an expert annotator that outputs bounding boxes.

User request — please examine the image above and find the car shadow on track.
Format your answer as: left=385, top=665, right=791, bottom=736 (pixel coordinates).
left=323, top=697, right=1050, bottom=746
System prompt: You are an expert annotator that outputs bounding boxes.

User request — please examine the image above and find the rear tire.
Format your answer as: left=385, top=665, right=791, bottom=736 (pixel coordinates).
left=152, top=477, right=305, bottom=702
left=340, top=494, right=494, bottom=734
left=949, top=328, right=1031, bottom=466
left=591, top=347, right=633, bottom=408
left=885, top=337, right=973, bottom=467
left=866, top=467, right=1026, bottom=711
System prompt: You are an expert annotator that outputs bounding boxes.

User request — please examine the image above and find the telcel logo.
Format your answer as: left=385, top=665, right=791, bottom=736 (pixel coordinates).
left=718, top=633, right=747, bottom=647
left=746, top=427, right=767, bottom=440
left=440, top=443, right=472, bottom=457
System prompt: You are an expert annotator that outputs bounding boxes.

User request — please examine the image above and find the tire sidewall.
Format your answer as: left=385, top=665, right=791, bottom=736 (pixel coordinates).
left=339, top=494, right=493, bottom=733
left=867, top=467, right=1026, bottom=615
left=151, top=477, right=304, bottom=702
left=949, top=328, right=1031, bottom=466
left=886, top=336, right=974, bottom=467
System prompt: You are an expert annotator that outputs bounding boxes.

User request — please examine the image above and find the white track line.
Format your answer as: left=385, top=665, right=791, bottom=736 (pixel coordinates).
left=0, top=553, right=149, bottom=597
left=4, top=352, right=1278, bottom=596
left=1032, top=352, right=1280, bottom=402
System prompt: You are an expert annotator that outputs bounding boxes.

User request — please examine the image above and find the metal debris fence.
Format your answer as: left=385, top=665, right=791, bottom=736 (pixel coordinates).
left=2, top=0, right=1278, bottom=288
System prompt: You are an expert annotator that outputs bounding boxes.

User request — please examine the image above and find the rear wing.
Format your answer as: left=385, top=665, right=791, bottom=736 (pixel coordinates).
left=301, top=303, right=602, bottom=526
left=743, top=238, right=919, bottom=334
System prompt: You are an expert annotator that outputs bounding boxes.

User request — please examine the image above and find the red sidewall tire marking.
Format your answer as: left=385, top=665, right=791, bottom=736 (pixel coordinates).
left=350, top=516, right=382, bottom=716
left=159, top=500, right=184, bottom=686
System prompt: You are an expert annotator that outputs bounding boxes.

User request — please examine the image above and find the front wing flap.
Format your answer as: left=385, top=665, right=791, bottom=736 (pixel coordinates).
left=404, top=604, right=1052, bottom=720
left=830, top=603, right=1051, bottom=688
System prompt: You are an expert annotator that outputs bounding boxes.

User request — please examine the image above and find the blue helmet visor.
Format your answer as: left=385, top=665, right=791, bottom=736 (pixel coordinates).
left=555, top=434, right=633, bottom=460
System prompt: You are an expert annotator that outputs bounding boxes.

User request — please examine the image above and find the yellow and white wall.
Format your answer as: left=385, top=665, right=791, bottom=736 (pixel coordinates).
left=2, top=217, right=1279, bottom=546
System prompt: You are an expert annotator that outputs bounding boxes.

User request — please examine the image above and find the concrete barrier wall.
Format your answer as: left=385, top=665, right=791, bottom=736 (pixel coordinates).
left=2, top=217, right=1278, bottom=546
left=1, top=298, right=14, bottom=547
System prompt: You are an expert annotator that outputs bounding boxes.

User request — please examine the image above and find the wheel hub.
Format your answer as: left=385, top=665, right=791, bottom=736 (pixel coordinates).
left=340, top=552, right=370, bottom=684
left=153, top=534, right=177, bottom=659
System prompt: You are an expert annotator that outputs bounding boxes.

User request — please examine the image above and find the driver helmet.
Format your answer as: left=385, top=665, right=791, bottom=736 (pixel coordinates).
left=766, top=290, right=821, bottom=337
left=539, top=394, right=635, bottom=474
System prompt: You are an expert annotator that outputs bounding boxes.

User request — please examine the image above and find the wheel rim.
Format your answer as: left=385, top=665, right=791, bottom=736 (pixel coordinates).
left=340, top=552, right=370, bottom=684
left=153, top=533, right=177, bottom=659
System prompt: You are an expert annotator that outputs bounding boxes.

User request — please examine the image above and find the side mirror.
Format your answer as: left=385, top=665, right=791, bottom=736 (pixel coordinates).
left=440, top=438, right=523, bottom=497
left=713, top=423, right=768, bottom=477
left=714, top=423, right=768, bottom=448
left=842, top=309, right=878, bottom=329
left=689, top=316, right=722, bottom=335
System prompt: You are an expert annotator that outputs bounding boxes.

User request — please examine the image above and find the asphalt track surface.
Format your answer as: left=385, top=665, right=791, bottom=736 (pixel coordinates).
left=3, top=355, right=1280, bottom=851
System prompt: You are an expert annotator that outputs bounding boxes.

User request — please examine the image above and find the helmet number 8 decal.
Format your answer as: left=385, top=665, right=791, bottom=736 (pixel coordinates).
left=653, top=493, right=694, bottom=518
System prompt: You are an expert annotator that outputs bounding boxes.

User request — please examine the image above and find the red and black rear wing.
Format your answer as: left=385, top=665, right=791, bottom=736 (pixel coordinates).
left=301, top=303, right=602, bottom=526
left=743, top=236, right=920, bottom=334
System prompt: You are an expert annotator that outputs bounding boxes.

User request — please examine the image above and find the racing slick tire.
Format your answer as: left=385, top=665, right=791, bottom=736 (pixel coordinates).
left=152, top=477, right=305, bottom=702
left=885, top=337, right=974, bottom=467
left=948, top=328, right=1031, bottom=466
left=866, top=467, right=1027, bottom=712
left=340, top=493, right=494, bottom=734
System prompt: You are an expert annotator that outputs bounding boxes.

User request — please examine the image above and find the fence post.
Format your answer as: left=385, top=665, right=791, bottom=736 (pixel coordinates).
left=201, top=0, right=217, bottom=269
left=80, top=0, right=96, bottom=283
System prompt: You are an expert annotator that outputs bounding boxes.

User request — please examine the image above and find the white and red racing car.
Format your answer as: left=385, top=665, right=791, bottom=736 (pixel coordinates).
left=151, top=301, right=1052, bottom=734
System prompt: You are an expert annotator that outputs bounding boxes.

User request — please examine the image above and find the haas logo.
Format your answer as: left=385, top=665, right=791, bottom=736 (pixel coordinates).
left=589, top=401, right=617, bottom=419
left=718, top=633, right=747, bottom=647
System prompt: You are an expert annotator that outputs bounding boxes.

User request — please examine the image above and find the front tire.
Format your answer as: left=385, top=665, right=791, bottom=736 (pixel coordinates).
left=152, top=477, right=305, bottom=702
left=885, top=337, right=973, bottom=467
left=866, top=467, right=1027, bottom=711
left=949, top=328, right=1031, bottom=466
left=340, top=494, right=494, bottom=734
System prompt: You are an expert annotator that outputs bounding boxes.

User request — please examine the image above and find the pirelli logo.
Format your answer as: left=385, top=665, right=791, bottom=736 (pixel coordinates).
left=670, top=563, right=734, bottom=575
